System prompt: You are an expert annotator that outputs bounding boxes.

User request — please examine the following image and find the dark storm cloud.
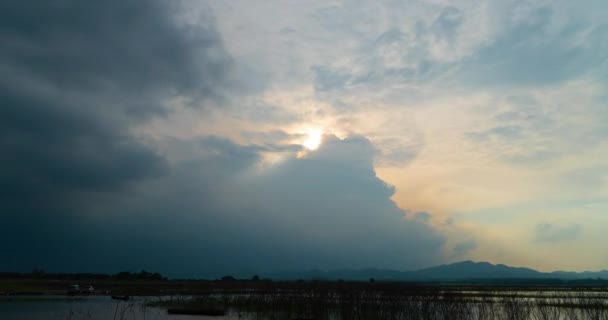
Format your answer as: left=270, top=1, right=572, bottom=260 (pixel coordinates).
left=0, top=0, right=229, bottom=192
left=0, top=0, right=230, bottom=270
left=0, top=0, right=227, bottom=98
left=0, top=1, right=446, bottom=277
left=2, top=134, right=446, bottom=277
left=76, top=136, right=446, bottom=277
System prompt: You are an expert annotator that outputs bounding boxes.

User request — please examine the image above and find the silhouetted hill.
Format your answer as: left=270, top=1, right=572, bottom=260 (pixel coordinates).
left=550, top=270, right=608, bottom=279
left=411, top=260, right=542, bottom=279
left=265, top=261, right=608, bottom=281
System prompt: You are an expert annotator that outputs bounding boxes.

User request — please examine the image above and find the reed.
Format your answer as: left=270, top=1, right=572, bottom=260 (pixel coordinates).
left=150, top=282, right=608, bottom=320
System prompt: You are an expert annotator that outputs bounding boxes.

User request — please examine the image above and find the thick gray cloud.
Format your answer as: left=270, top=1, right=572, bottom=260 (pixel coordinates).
left=6, top=0, right=607, bottom=276
left=2, top=133, right=446, bottom=277
left=73, top=136, right=445, bottom=277
left=0, top=1, right=445, bottom=277
left=0, top=0, right=228, bottom=196
left=0, top=0, right=230, bottom=272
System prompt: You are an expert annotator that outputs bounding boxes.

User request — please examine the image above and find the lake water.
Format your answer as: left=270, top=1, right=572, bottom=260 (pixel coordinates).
left=0, top=296, right=232, bottom=320
left=2, top=292, right=606, bottom=320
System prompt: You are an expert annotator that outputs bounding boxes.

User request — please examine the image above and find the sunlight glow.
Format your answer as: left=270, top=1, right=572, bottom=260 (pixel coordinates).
left=302, top=129, right=323, bottom=150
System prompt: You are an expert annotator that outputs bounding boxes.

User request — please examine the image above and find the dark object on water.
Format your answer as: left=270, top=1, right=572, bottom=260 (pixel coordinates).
left=167, top=308, right=225, bottom=316
left=67, top=284, right=95, bottom=295
left=111, top=295, right=130, bottom=301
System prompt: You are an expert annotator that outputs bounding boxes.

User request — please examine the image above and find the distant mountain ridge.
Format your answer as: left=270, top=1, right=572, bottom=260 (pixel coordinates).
left=265, top=261, right=608, bottom=281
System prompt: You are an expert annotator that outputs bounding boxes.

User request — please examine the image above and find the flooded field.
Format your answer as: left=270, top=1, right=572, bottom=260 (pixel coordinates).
left=0, top=295, right=235, bottom=320
left=164, top=289, right=608, bottom=320
left=2, top=284, right=608, bottom=320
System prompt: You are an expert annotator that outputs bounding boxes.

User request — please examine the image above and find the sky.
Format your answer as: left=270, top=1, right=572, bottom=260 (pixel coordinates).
left=1, top=0, right=607, bottom=278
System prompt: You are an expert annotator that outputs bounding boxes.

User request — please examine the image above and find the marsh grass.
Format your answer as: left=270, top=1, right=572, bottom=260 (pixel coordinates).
left=150, top=282, right=608, bottom=320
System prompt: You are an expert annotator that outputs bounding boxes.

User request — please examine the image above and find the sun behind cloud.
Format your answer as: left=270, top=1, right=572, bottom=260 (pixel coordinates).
left=302, top=128, right=323, bottom=150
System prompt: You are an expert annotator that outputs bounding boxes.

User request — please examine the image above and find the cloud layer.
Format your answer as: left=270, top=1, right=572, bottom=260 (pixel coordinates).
left=2, top=0, right=608, bottom=275
left=0, top=0, right=446, bottom=277
left=0, top=0, right=228, bottom=273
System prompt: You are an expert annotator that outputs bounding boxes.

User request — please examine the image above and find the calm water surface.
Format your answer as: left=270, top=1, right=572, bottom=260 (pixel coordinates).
left=0, top=296, right=233, bottom=320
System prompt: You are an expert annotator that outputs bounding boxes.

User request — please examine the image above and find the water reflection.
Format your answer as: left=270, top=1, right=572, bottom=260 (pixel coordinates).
left=0, top=296, right=230, bottom=320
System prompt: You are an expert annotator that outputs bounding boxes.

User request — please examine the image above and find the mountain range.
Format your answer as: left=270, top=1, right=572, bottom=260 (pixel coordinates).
left=264, top=261, right=608, bottom=281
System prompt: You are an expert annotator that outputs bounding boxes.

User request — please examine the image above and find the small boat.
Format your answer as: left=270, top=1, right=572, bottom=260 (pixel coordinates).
left=111, top=295, right=130, bottom=301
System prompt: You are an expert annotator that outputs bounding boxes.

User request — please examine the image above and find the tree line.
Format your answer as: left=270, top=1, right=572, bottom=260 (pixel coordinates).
left=0, top=269, right=166, bottom=280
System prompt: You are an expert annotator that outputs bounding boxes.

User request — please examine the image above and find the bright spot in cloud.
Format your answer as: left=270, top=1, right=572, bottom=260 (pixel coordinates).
left=303, top=129, right=323, bottom=150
